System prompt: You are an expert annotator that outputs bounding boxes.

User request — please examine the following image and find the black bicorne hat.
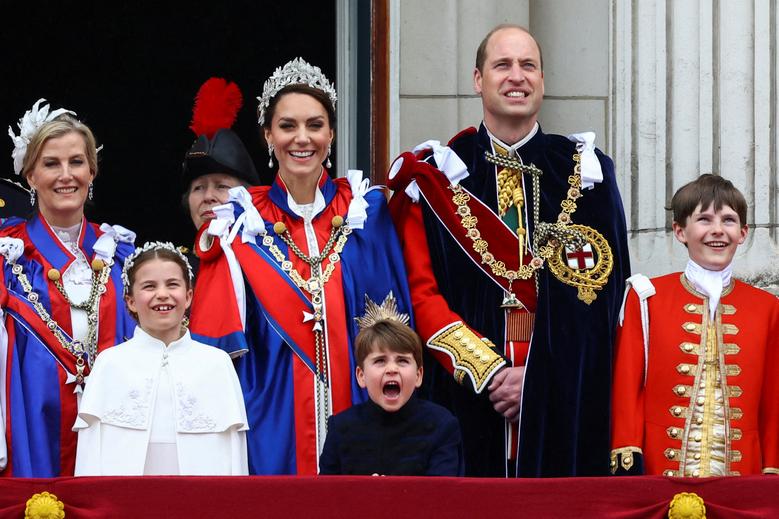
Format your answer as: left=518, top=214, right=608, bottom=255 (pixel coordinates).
left=182, top=129, right=259, bottom=189
left=181, top=78, right=260, bottom=191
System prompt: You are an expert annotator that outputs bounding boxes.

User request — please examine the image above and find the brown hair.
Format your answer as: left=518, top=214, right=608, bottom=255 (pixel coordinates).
left=22, top=114, right=99, bottom=180
left=355, top=320, right=423, bottom=369
left=260, top=84, right=336, bottom=131
left=125, top=248, right=193, bottom=321
left=475, top=24, right=544, bottom=73
left=670, top=174, right=748, bottom=227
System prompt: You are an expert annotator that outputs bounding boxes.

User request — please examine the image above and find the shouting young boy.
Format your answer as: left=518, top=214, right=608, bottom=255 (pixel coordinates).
left=318, top=317, right=464, bottom=476
left=610, top=174, right=779, bottom=477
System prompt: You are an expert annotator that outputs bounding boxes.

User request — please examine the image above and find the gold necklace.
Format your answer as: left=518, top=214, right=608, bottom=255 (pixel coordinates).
left=260, top=215, right=351, bottom=435
left=452, top=152, right=590, bottom=306
left=9, top=258, right=113, bottom=383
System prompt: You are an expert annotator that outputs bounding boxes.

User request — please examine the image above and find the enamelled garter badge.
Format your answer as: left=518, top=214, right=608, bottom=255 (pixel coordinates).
left=480, top=150, right=614, bottom=305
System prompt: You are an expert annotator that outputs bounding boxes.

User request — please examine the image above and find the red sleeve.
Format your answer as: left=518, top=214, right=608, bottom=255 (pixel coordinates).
left=389, top=193, right=504, bottom=384
left=759, top=298, right=779, bottom=473
left=610, top=288, right=647, bottom=452
left=189, top=231, right=246, bottom=355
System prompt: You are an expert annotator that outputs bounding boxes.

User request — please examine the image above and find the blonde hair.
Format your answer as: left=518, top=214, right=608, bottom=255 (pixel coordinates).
left=22, top=114, right=99, bottom=180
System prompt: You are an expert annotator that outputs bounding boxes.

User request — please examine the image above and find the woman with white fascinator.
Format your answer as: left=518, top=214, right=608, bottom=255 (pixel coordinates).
left=189, top=58, right=414, bottom=475
left=0, top=100, right=136, bottom=477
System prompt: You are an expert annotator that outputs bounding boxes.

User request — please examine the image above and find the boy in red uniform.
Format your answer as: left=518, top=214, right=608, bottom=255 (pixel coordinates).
left=611, top=174, right=779, bottom=477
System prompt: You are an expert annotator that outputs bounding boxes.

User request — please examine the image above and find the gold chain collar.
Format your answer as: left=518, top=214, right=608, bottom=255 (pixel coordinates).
left=263, top=216, right=351, bottom=303
left=452, top=152, right=586, bottom=286
left=258, top=215, right=352, bottom=436
left=9, top=259, right=114, bottom=383
left=454, top=150, right=614, bottom=304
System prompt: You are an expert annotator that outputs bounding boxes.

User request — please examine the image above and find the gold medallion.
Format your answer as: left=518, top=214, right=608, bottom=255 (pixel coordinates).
left=668, top=492, right=706, bottom=519
left=546, top=224, right=613, bottom=304
left=25, top=492, right=65, bottom=519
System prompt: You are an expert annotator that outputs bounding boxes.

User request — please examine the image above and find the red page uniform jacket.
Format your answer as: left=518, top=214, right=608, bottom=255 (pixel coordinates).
left=611, top=273, right=779, bottom=477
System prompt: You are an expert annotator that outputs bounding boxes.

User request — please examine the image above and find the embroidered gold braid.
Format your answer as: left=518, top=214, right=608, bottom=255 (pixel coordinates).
left=428, top=323, right=505, bottom=393
left=609, top=446, right=642, bottom=474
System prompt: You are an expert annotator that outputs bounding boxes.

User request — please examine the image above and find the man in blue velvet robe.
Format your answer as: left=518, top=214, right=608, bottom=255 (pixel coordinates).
left=388, top=24, right=630, bottom=477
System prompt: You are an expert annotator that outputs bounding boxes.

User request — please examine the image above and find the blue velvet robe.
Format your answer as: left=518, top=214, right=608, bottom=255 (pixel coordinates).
left=390, top=125, right=630, bottom=477
left=0, top=215, right=136, bottom=477
left=190, top=175, right=414, bottom=475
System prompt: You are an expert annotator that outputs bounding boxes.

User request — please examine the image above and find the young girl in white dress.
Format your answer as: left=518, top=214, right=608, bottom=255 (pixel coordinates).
left=74, top=242, right=248, bottom=475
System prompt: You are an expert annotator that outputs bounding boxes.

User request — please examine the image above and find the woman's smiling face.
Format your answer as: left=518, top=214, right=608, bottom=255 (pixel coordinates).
left=264, top=92, right=333, bottom=183
left=26, top=131, right=94, bottom=227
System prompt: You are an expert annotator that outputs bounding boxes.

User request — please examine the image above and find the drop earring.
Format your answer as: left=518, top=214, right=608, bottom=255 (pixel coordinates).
left=88, top=182, right=94, bottom=201
left=268, top=143, right=275, bottom=168
left=325, top=145, right=332, bottom=169
left=29, top=187, right=36, bottom=206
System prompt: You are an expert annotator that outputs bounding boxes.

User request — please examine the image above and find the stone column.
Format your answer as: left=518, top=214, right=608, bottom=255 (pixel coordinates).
left=613, top=0, right=779, bottom=290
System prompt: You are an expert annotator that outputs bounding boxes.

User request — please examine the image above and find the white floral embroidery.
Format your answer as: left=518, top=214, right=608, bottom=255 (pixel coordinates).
left=176, top=382, right=216, bottom=432
left=102, top=378, right=153, bottom=428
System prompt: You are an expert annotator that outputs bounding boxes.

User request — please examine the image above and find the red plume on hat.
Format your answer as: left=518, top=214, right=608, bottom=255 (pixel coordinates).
left=189, top=77, right=243, bottom=139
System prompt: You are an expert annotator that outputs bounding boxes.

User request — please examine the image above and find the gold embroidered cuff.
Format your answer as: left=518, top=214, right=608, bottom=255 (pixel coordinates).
left=428, top=322, right=505, bottom=393
left=610, top=447, right=642, bottom=474
left=762, top=467, right=779, bottom=475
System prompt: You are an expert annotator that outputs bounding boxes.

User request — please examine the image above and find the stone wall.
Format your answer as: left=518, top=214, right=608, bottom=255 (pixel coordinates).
left=392, top=0, right=779, bottom=291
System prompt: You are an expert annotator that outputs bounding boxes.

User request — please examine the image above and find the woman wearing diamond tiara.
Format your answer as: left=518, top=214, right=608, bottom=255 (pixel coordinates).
left=0, top=100, right=136, bottom=477
left=189, top=58, right=414, bottom=475
left=74, top=242, right=248, bottom=476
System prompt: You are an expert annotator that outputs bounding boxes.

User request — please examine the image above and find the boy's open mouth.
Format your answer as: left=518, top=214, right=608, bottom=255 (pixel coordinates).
left=382, top=381, right=400, bottom=398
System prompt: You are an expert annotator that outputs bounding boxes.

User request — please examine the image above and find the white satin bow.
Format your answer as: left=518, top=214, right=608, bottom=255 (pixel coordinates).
left=229, top=186, right=266, bottom=244
left=567, top=132, right=603, bottom=190
left=207, top=203, right=236, bottom=238
left=93, top=224, right=136, bottom=262
left=392, top=140, right=469, bottom=202
left=0, top=237, right=25, bottom=263
left=346, top=169, right=381, bottom=230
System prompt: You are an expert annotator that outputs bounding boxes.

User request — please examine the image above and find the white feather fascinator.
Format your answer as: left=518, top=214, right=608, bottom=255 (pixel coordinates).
left=7, top=98, right=75, bottom=175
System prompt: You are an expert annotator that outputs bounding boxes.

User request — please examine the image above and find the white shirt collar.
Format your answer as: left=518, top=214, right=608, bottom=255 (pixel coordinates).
left=287, top=188, right=325, bottom=222
left=684, top=259, right=733, bottom=319
left=484, top=122, right=539, bottom=156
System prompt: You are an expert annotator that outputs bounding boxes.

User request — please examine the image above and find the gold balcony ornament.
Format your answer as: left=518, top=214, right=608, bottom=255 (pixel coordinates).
left=668, top=492, right=706, bottom=519
left=25, top=491, right=65, bottom=519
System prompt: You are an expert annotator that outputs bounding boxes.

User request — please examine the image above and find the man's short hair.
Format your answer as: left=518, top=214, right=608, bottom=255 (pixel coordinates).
left=475, top=23, right=544, bottom=73
left=355, top=320, right=423, bottom=369
left=670, top=174, right=748, bottom=227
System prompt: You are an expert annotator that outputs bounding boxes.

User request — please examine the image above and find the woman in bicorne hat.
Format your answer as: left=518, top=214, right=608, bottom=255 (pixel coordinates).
left=189, top=58, right=413, bottom=475
left=181, top=78, right=261, bottom=277
left=0, top=100, right=136, bottom=477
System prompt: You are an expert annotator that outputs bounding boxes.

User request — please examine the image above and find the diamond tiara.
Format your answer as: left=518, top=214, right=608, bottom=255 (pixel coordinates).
left=122, top=241, right=194, bottom=295
left=257, top=57, right=337, bottom=126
